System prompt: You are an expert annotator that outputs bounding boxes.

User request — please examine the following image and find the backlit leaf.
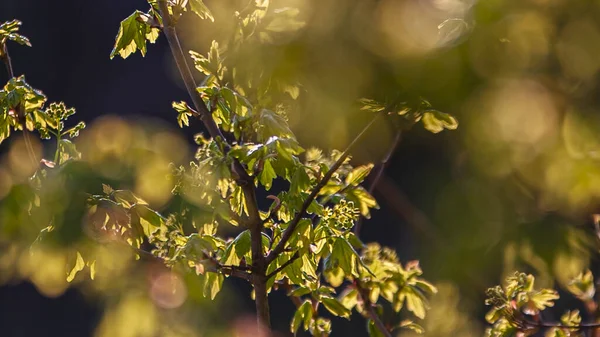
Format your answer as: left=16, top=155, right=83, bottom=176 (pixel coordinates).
left=420, top=110, right=458, bottom=134
left=66, top=251, right=85, bottom=282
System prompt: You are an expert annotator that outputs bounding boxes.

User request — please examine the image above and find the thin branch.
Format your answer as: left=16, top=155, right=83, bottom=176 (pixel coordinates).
left=265, top=251, right=299, bottom=280
left=1, top=44, right=14, bottom=77
left=354, top=129, right=402, bottom=235
left=266, top=112, right=383, bottom=264
left=157, top=2, right=226, bottom=147
left=262, top=195, right=282, bottom=224
left=356, top=281, right=393, bottom=337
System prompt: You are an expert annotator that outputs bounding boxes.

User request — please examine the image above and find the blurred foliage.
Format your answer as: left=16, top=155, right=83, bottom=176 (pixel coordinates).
left=3, top=0, right=600, bottom=336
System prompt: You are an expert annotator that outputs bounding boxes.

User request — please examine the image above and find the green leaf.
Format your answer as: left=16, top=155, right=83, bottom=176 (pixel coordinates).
left=339, top=288, right=359, bottom=310
left=189, top=0, right=214, bottom=21
left=345, top=164, right=374, bottom=187
left=58, top=139, right=82, bottom=164
left=420, top=110, right=458, bottom=133
left=130, top=204, right=167, bottom=240
left=66, top=251, right=85, bottom=282
left=367, top=319, right=386, bottom=337
left=414, top=279, right=437, bottom=295
left=221, top=230, right=251, bottom=265
left=289, top=166, right=310, bottom=195
left=0, top=20, right=31, bottom=47
left=529, top=288, right=559, bottom=311
left=173, top=101, right=194, bottom=128
left=88, top=260, right=96, bottom=280
left=346, top=187, right=379, bottom=218
left=399, top=320, right=424, bottom=334
left=255, top=109, right=295, bottom=142
left=259, top=159, right=277, bottom=190
left=264, top=7, right=305, bottom=33
left=231, top=185, right=249, bottom=216
left=329, top=238, right=356, bottom=276
left=112, top=190, right=148, bottom=209
left=324, top=266, right=345, bottom=287
left=567, top=269, right=595, bottom=301
left=203, top=272, right=224, bottom=300
left=290, top=300, right=313, bottom=334
left=110, top=11, right=160, bottom=59
left=359, top=98, right=386, bottom=113
left=321, top=296, right=351, bottom=319
left=401, top=287, right=427, bottom=319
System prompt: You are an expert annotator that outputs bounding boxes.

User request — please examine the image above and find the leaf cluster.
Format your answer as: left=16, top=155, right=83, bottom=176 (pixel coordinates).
left=484, top=271, right=600, bottom=337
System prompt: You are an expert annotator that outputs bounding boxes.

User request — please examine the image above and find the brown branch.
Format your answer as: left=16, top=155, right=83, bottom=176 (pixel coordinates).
left=1, top=44, right=14, bottom=77
left=354, top=129, right=402, bottom=235
left=155, top=1, right=269, bottom=330
left=266, top=112, right=383, bottom=264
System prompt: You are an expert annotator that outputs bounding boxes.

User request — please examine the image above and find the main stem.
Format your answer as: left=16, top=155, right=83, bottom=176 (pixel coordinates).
left=156, top=1, right=270, bottom=330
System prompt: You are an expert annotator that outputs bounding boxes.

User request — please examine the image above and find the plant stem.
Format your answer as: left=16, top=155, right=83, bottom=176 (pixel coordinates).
left=156, top=1, right=269, bottom=330
left=266, top=112, right=383, bottom=264
left=1, top=44, right=14, bottom=76
left=53, top=132, right=61, bottom=164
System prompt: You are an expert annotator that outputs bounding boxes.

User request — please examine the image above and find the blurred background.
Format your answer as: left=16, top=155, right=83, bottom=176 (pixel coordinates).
left=2, top=0, right=600, bottom=336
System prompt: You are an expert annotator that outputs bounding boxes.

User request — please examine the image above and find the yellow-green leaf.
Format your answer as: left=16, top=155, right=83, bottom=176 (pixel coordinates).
left=66, top=251, right=85, bottom=282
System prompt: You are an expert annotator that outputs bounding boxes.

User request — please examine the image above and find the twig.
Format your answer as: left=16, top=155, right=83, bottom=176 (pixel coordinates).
left=262, top=195, right=282, bottom=225
left=1, top=44, right=14, bottom=76
left=266, top=112, right=383, bottom=264
left=265, top=251, right=299, bottom=280
left=354, top=129, right=402, bottom=235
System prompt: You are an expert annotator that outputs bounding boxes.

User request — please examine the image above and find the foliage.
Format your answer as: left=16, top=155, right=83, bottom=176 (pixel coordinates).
left=484, top=270, right=600, bottom=337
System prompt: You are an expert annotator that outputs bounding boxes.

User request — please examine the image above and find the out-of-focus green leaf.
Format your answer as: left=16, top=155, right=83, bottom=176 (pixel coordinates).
left=290, top=300, right=313, bottom=334
left=420, top=110, right=458, bottom=133
left=345, top=164, right=373, bottom=187
left=189, top=0, right=214, bottom=22
left=399, top=320, right=424, bottom=334
left=66, top=251, right=85, bottom=282
left=321, top=296, right=351, bottom=319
